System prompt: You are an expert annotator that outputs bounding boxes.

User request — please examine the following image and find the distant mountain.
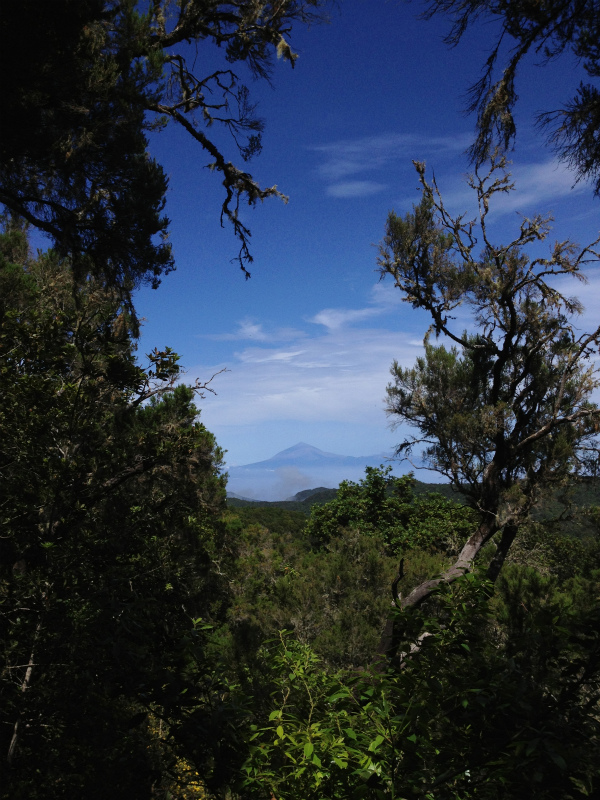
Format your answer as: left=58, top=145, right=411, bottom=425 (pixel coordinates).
left=236, top=443, right=392, bottom=470
left=289, top=486, right=333, bottom=502
left=226, top=442, right=398, bottom=501
left=226, top=491, right=260, bottom=502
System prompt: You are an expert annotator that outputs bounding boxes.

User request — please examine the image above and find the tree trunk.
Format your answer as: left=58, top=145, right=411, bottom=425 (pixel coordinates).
left=375, top=519, right=499, bottom=665
left=400, top=519, right=498, bottom=609
left=486, top=523, right=518, bottom=583
left=7, top=619, right=41, bottom=766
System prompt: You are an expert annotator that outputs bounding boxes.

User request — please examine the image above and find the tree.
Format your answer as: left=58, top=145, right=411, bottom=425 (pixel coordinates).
left=377, top=155, right=600, bottom=612
left=0, top=0, right=326, bottom=292
left=0, top=226, right=240, bottom=797
left=306, top=465, right=477, bottom=555
left=243, top=569, right=600, bottom=799
left=423, top=0, right=600, bottom=191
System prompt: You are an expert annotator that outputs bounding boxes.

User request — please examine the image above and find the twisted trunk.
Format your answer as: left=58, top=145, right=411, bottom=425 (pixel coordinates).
left=376, top=517, right=502, bottom=664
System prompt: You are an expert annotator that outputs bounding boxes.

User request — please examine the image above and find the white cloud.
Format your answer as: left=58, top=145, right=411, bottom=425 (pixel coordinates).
left=188, top=323, right=424, bottom=431
left=312, top=132, right=471, bottom=183
left=227, top=319, right=269, bottom=341
left=308, top=281, right=406, bottom=331
left=236, top=349, right=307, bottom=364
left=549, top=271, right=600, bottom=332
left=369, top=281, right=405, bottom=308
left=187, top=266, right=600, bottom=469
left=205, top=317, right=307, bottom=342
left=327, top=181, right=387, bottom=198
left=485, top=159, right=591, bottom=217
left=409, top=158, right=593, bottom=222
left=310, top=306, right=382, bottom=330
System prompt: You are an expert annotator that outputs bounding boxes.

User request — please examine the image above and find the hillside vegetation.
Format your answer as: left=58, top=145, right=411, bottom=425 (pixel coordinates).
left=2, top=229, right=599, bottom=798
left=3, top=2, right=600, bottom=797
left=224, top=467, right=600, bottom=799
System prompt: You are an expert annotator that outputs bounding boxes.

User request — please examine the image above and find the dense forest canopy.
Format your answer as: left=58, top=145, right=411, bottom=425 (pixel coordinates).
left=0, top=224, right=238, bottom=795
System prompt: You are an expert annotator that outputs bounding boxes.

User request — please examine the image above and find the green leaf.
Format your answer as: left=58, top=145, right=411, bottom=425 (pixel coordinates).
left=304, top=742, right=314, bottom=758
left=312, top=753, right=322, bottom=767
left=551, top=753, right=567, bottom=771
left=525, top=738, right=540, bottom=757
left=276, top=725, right=284, bottom=739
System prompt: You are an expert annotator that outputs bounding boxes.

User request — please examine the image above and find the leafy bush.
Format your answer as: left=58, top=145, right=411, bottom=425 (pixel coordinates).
left=306, top=466, right=477, bottom=556
left=243, top=568, right=600, bottom=800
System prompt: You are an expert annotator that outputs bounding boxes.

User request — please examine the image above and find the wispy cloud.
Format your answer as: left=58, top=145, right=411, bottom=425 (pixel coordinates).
left=509, top=160, right=590, bottom=208
left=312, top=133, right=469, bottom=197
left=193, top=258, right=600, bottom=433
left=479, top=159, right=589, bottom=217
left=205, top=317, right=306, bottom=342
left=189, top=325, right=423, bottom=430
left=309, top=281, right=405, bottom=331
left=235, top=349, right=307, bottom=364
left=310, top=306, right=382, bottom=330
left=185, top=263, right=600, bottom=473
left=186, top=283, right=426, bottom=434
left=549, top=271, right=600, bottom=332
left=411, top=158, right=594, bottom=222
left=327, top=180, right=388, bottom=198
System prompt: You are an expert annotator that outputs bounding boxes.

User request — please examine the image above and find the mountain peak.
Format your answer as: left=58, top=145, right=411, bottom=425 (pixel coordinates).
left=226, top=442, right=397, bottom=501
left=269, top=443, right=350, bottom=463
left=275, top=442, right=328, bottom=458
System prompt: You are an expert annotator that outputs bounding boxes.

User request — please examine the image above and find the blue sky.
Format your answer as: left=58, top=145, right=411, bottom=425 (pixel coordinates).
left=134, top=0, right=600, bottom=471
